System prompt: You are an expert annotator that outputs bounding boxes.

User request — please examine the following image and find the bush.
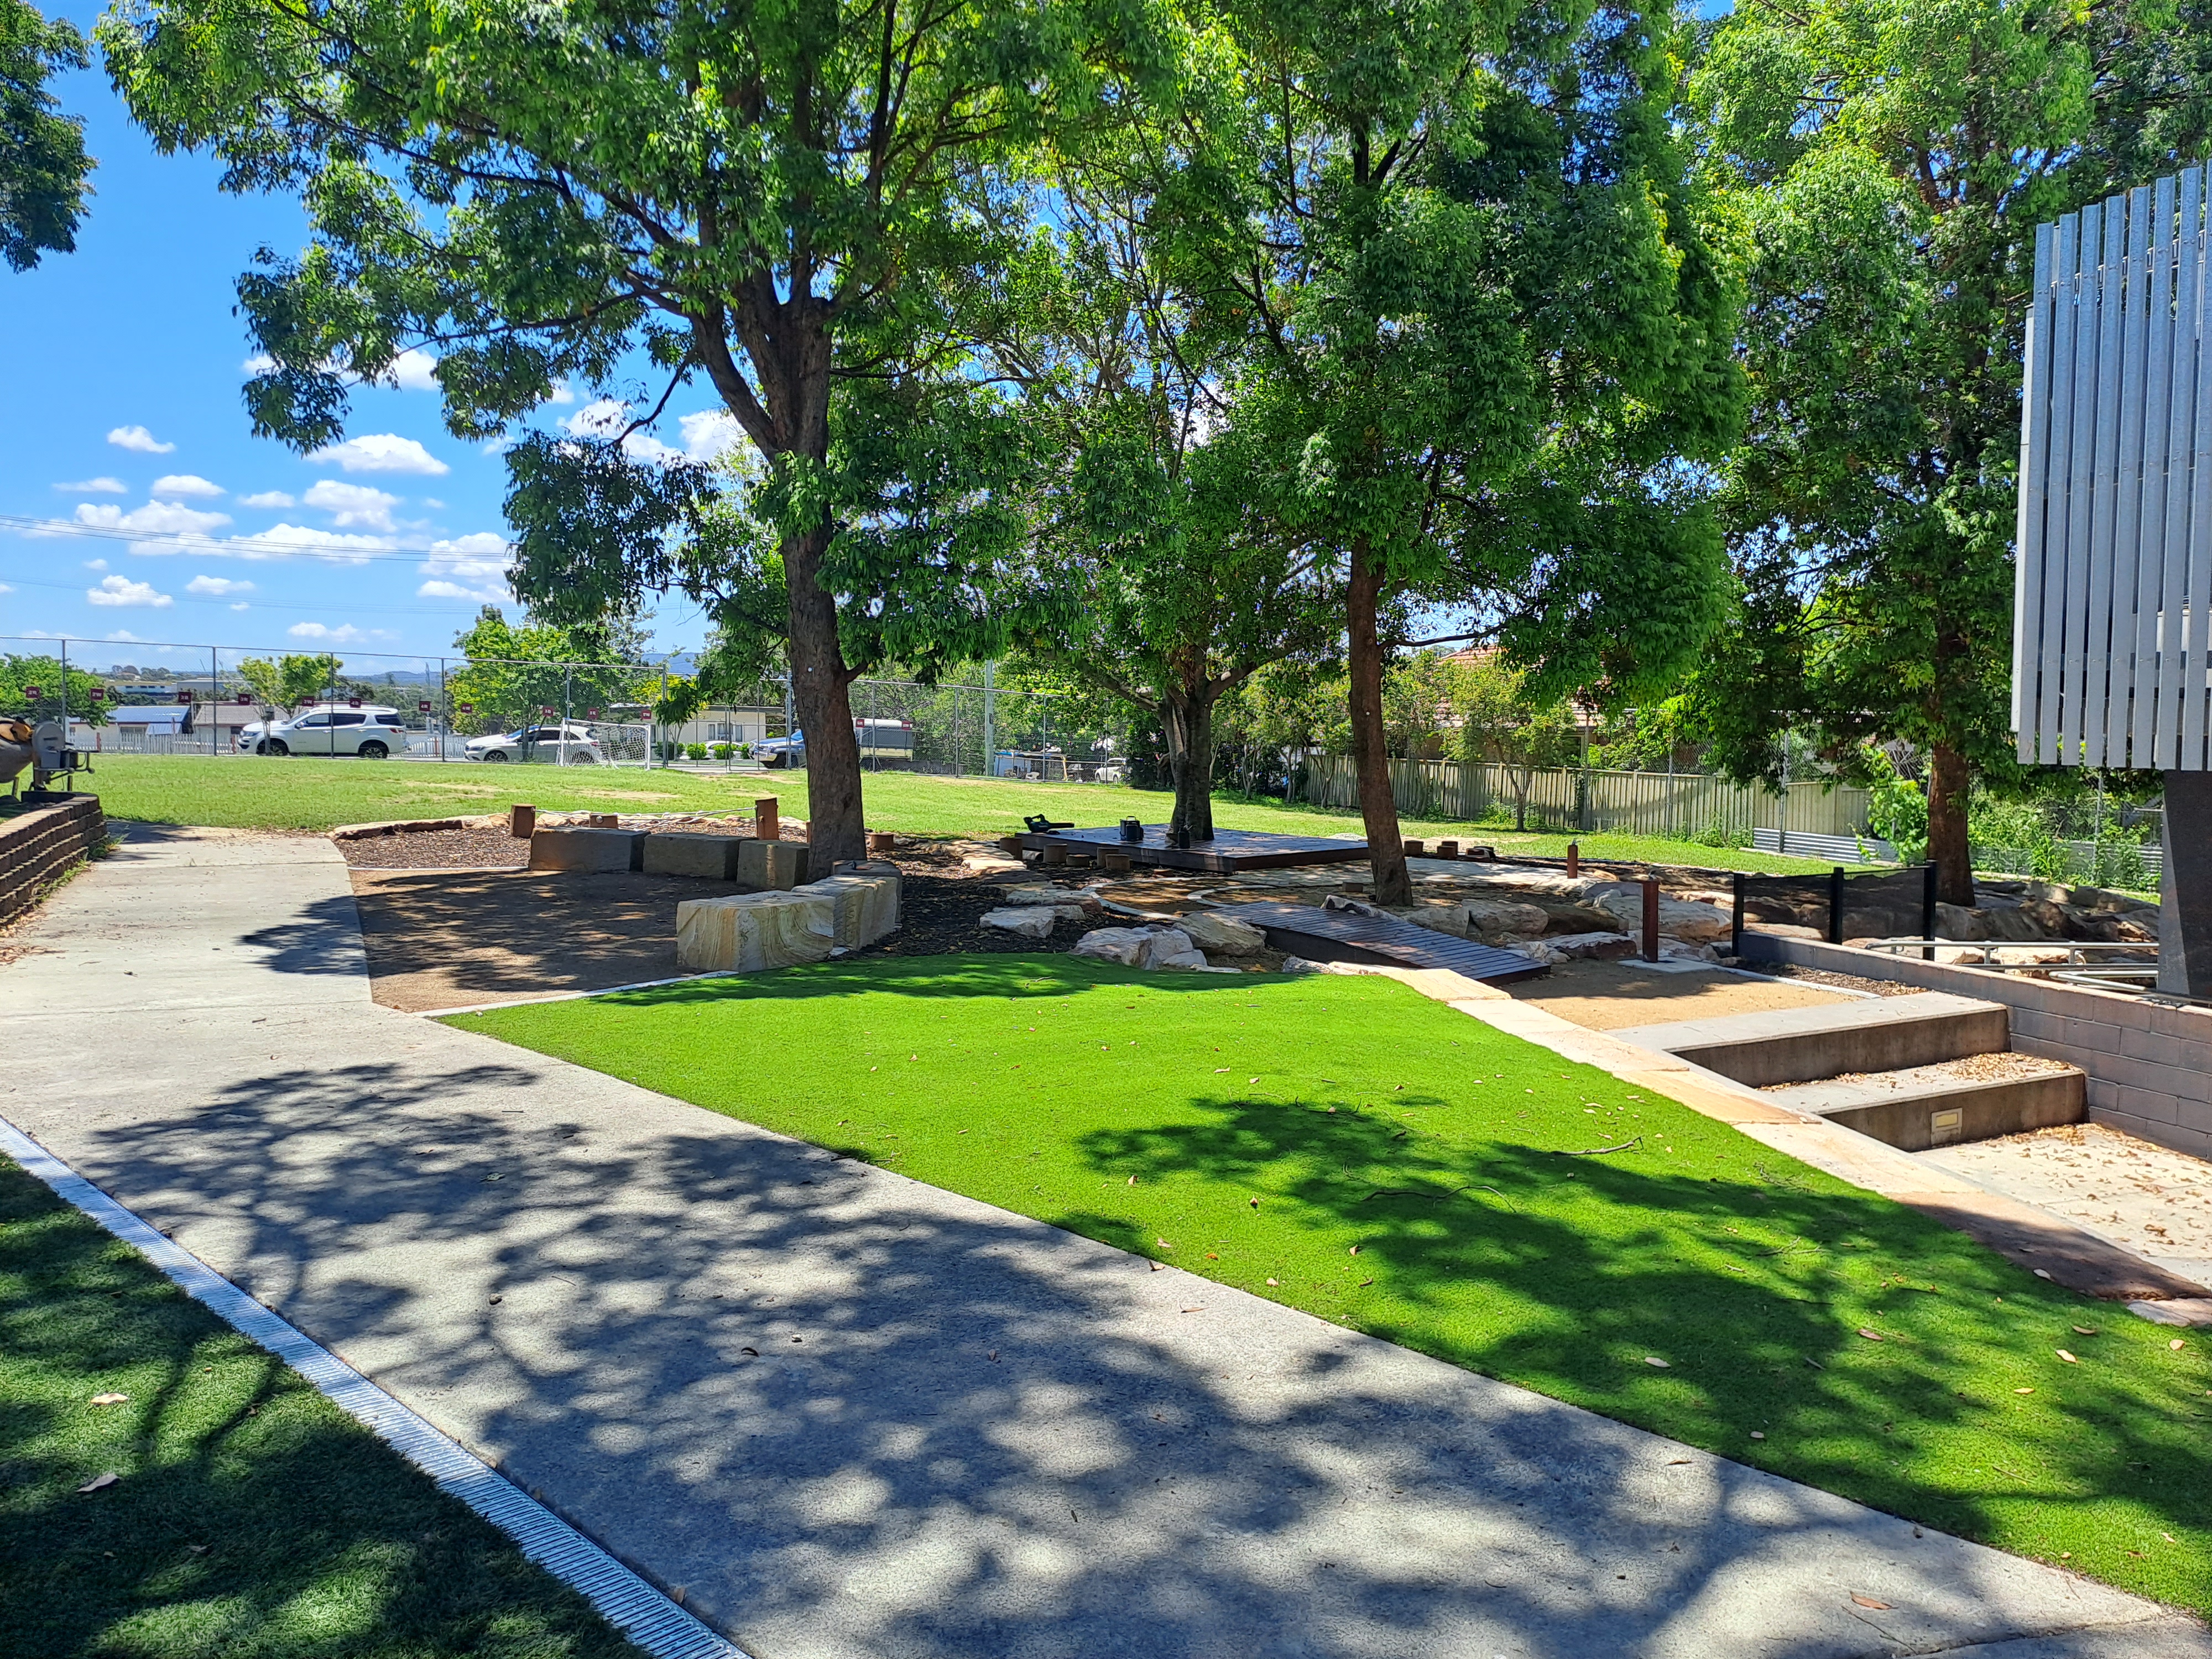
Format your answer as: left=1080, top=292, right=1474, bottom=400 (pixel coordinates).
left=711, top=743, right=733, bottom=760
left=1862, top=750, right=1930, bottom=863
left=738, top=742, right=753, bottom=759
left=683, top=742, right=708, bottom=761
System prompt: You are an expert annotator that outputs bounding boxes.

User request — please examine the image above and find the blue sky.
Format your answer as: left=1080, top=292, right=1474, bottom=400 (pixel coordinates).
left=0, top=8, right=720, bottom=673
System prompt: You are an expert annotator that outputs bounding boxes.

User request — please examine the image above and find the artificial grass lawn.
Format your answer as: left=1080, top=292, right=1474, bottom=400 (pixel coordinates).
left=0, top=1158, right=643, bottom=1659
left=88, top=754, right=1850, bottom=874
left=453, top=956, right=2212, bottom=1616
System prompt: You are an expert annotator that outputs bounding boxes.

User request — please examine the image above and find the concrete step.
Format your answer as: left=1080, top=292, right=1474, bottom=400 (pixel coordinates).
left=1609, top=990, right=2008, bottom=1088
left=1766, top=1059, right=2086, bottom=1152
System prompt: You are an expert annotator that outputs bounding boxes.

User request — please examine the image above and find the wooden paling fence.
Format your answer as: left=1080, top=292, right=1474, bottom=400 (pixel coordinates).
left=1291, top=755, right=1872, bottom=842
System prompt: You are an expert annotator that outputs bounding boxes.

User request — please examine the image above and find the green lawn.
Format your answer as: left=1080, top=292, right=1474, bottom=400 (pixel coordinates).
left=452, top=956, right=2212, bottom=1617
left=0, top=1158, right=643, bottom=1659
left=87, top=754, right=1852, bottom=874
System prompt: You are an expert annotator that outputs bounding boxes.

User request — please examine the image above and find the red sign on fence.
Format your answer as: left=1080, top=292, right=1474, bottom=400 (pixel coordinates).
left=347, top=696, right=362, bottom=708
left=418, top=700, right=432, bottom=712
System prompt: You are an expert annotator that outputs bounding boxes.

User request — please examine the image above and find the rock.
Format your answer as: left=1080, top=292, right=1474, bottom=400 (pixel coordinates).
left=676, top=890, right=837, bottom=972
left=1509, top=940, right=1566, bottom=966
left=1542, top=930, right=1640, bottom=961
left=1465, top=899, right=1548, bottom=942
left=983, top=906, right=1057, bottom=940
left=806, top=864, right=900, bottom=949
left=1658, top=938, right=1721, bottom=963
left=1138, top=929, right=1196, bottom=969
left=993, top=883, right=1101, bottom=910
left=1979, top=904, right=2049, bottom=942
left=737, top=838, right=811, bottom=890
left=1587, top=888, right=1732, bottom=943
left=1278, top=956, right=1329, bottom=975
left=1071, top=926, right=1152, bottom=966
left=1155, top=948, right=1210, bottom=971
left=1536, top=900, right=1631, bottom=935
left=642, top=832, right=745, bottom=880
left=1322, top=893, right=1387, bottom=917
left=529, top=827, right=644, bottom=874
left=1934, top=901, right=1987, bottom=941
left=1746, top=921, right=1822, bottom=941
left=1178, top=911, right=1267, bottom=956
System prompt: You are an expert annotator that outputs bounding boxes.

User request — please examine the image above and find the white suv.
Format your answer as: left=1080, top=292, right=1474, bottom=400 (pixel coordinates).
left=464, top=723, right=606, bottom=764
left=238, top=705, right=411, bottom=759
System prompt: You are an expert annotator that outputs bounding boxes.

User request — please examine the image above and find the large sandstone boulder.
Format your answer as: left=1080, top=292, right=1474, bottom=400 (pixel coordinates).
left=1465, top=899, right=1548, bottom=942
left=992, top=883, right=1101, bottom=911
left=677, top=890, right=837, bottom=972
left=529, top=827, right=644, bottom=873
left=1542, top=930, right=1640, bottom=961
left=983, top=906, right=1056, bottom=940
left=1935, top=901, right=1987, bottom=941
left=737, top=838, right=811, bottom=890
left=1178, top=911, right=1267, bottom=956
left=1071, top=926, right=1151, bottom=966
left=1585, top=886, right=1731, bottom=943
left=808, top=863, right=901, bottom=948
left=642, top=832, right=744, bottom=880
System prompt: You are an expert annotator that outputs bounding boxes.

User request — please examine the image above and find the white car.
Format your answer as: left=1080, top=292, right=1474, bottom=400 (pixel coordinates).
left=465, top=723, right=606, bottom=764
left=237, top=705, right=411, bottom=759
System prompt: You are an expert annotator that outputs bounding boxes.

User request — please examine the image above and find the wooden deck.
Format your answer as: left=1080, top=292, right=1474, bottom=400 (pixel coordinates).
left=1019, top=825, right=1370, bottom=873
left=1220, top=901, right=1551, bottom=985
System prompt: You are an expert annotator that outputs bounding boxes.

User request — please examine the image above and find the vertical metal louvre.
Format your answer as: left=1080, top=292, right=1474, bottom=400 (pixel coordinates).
left=2016, top=166, right=2212, bottom=769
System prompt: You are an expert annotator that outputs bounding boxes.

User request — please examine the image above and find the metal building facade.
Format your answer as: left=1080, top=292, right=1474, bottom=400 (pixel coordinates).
left=2012, top=165, right=2212, bottom=770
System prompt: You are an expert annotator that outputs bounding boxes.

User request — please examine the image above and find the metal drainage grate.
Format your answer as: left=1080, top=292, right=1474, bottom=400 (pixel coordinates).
left=0, top=1115, right=749, bottom=1659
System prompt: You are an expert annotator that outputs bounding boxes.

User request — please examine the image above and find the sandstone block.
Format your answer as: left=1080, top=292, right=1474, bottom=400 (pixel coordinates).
left=676, top=890, right=838, bottom=972
left=643, top=832, right=745, bottom=880
left=528, top=827, right=643, bottom=873
left=1543, top=930, right=1639, bottom=961
left=1136, top=929, right=1196, bottom=969
left=737, top=838, right=811, bottom=890
left=1155, top=948, right=1209, bottom=971
left=1590, top=890, right=1730, bottom=943
left=804, top=863, right=901, bottom=949
left=1072, top=926, right=1151, bottom=966
left=1178, top=911, right=1267, bottom=956
left=1466, top=899, right=1548, bottom=941
left=984, top=906, right=1057, bottom=940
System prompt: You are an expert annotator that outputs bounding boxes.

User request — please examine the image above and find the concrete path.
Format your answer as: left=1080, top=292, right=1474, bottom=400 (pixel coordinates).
left=7, top=827, right=2208, bottom=1659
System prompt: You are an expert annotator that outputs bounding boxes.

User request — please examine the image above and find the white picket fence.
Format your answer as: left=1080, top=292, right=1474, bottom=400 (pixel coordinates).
left=1292, top=755, right=1872, bottom=842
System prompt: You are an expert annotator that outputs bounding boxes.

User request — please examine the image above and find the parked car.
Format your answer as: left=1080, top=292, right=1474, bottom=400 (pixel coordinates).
left=464, top=723, right=606, bottom=764
left=236, top=705, right=411, bottom=758
left=755, top=718, right=914, bottom=768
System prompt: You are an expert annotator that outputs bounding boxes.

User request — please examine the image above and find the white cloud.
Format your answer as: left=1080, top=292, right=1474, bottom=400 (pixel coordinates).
left=77, top=500, right=233, bottom=536
left=87, top=575, right=175, bottom=609
left=227, top=523, right=394, bottom=565
left=421, top=497, right=445, bottom=509
left=306, top=432, right=450, bottom=476
left=187, top=575, right=254, bottom=596
left=152, top=473, right=225, bottom=500
left=105, top=630, right=145, bottom=643
left=107, top=425, right=176, bottom=454
left=55, top=477, right=126, bottom=494
left=289, top=622, right=394, bottom=644
left=242, top=353, right=278, bottom=376
left=0, top=583, right=11, bottom=594
left=381, top=348, right=440, bottom=391
left=303, top=478, right=402, bottom=531
left=479, top=435, right=514, bottom=456
left=561, top=398, right=627, bottom=439
left=416, top=531, right=513, bottom=603
left=549, top=383, right=578, bottom=405
left=237, top=490, right=296, bottom=509
left=230, top=602, right=251, bottom=612
left=679, top=409, right=745, bottom=461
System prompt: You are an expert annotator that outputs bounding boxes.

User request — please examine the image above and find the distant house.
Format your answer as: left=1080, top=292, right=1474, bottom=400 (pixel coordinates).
left=107, top=705, right=195, bottom=736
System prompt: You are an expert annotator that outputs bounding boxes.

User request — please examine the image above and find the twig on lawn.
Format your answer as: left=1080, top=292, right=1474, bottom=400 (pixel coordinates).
left=1556, top=1136, right=1643, bottom=1157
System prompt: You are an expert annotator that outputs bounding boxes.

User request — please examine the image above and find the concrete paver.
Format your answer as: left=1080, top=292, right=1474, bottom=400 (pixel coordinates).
left=7, top=827, right=2207, bottom=1658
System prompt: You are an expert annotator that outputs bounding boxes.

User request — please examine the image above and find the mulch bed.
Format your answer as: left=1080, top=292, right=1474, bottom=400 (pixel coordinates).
left=340, top=825, right=530, bottom=869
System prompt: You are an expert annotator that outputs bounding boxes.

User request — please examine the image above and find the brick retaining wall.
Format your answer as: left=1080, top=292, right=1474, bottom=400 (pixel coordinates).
left=1737, top=930, right=2212, bottom=1161
left=0, top=795, right=106, bottom=927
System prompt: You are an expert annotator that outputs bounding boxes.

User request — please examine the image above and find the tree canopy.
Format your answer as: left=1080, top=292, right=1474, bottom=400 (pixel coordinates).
left=1, top=0, right=92, bottom=270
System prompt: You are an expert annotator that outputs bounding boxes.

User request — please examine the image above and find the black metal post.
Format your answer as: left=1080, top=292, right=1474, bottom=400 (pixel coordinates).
left=1828, top=865, right=1846, bottom=945
left=1921, top=859, right=1939, bottom=961
left=1642, top=878, right=1660, bottom=964
left=1732, top=871, right=1745, bottom=958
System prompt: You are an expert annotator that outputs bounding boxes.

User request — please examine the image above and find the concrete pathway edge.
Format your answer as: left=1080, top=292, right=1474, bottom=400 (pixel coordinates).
left=0, top=1113, right=748, bottom=1659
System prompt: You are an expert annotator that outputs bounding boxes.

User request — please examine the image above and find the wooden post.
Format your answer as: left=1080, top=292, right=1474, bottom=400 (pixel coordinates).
left=510, top=804, right=536, bottom=839
left=1642, top=878, right=1660, bottom=963
left=1565, top=841, right=1580, bottom=878
left=754, top=795, right=780, bottom=842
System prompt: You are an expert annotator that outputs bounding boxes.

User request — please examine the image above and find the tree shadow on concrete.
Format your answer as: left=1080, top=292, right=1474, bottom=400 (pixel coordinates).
left=50, top=1051, right=2182, bottom=1659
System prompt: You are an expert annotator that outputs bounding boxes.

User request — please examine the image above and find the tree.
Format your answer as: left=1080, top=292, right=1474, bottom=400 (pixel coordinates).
left=1690, top=0, right=2212, bottom=904
left=235, top=653, right=343, bottom=714
left=0, top=654, right=106, bottom=726
left=1167, top=0, right=1743, bottom=902
left=444, top=608, right=648, bottom=735
left=1449, top=654, right=1586, bottom=831
left=986, top=167, right=1342, bottom=842
left=1, top=0, right=91, bottom=271
left=102, top=0, right=1182, bottom=864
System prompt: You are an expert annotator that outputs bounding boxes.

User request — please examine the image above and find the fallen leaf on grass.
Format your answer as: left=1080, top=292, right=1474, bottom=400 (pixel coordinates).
left=1749, top=1431, right=1766, bottom=1441
left=2057, top=1349, right=2078, bottom=1364
left=1156, top=1239, right=1172, bottom=1249
left=1857, top=1328, right=1884, bottom=1342
left=2015, top=1386, right=2034, bottom=1394
left=2172, top=1339, right=2188, bottom=1351
left=2033, top=1268, right=2053, bottom=1280
left=1644, top=1357, right=1670, bottom=1369
left=1127, top=1176, right=1136, bottom=1186
left=1850, top=1594, right=1892, bottom=1610
left=77, top=1473, right=119, bottom=1494
left=89, top=1393, right=128, bottom=1406
left=1265, top=1277, right=1280, bottom=1286
left=2073, top=1325, right=2099, bottom=1336
left=1358, top=1277, right=1373, bottom=1287
left=1348, top=1245, right=1360, bottom=1255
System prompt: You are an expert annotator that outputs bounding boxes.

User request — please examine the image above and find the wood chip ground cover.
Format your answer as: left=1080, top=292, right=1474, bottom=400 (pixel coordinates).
left=0, top=1159, right=644, bottom=1659
left=450, top=955, right=2212, bottom=1618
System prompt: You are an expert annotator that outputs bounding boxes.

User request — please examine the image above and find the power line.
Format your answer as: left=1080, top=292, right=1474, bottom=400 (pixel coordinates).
left=0, top=513, right=512, bottom=567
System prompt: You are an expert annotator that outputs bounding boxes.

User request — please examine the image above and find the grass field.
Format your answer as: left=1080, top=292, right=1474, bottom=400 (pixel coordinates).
left=84, top=754, right=1857, bottom=874
left=0, top=1158, right=641, bottom=1659
left=452, top=956, right=2212, bottom=1618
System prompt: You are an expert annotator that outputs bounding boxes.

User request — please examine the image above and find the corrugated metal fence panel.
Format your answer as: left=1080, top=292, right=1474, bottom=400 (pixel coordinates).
left=1292, top=757, right=1870, bottom=841
left=2016, top=166, right=2212, bottom=769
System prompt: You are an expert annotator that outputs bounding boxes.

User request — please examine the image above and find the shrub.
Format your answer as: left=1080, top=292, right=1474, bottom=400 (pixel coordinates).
left=684, top=742, right=708, bottom=761
left=711, top=743, right=733, bottom=760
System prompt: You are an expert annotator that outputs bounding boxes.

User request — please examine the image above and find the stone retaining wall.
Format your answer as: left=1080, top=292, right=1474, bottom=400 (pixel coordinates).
left=0, top=795, right=106, bottom=926
left=1737, top=930, right=2212, bottom=1161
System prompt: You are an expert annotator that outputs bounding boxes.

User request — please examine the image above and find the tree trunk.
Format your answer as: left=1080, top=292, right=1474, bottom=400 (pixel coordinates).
left=1347, top=541, right=1410, bottom=905
left=1162, top=691, right=1216, bottom=843
left=784, top=518, right=867, bottom=868
left=1926, top=742, right=1973, bottom=906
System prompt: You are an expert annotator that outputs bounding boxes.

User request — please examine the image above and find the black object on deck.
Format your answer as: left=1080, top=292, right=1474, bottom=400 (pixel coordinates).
left=1019, top=825, right=1371, bottom=873
left=1222, top=900, right=1550, bottom=984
